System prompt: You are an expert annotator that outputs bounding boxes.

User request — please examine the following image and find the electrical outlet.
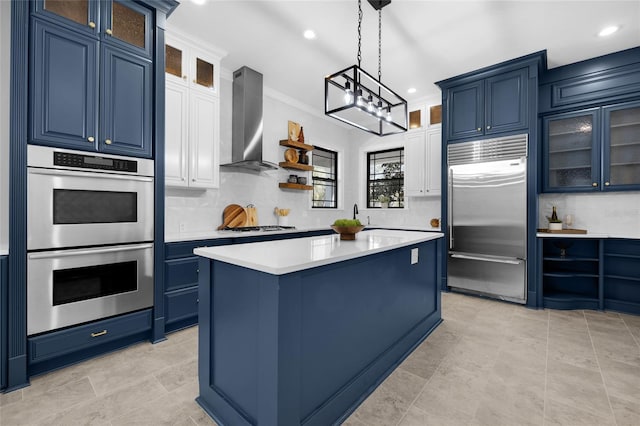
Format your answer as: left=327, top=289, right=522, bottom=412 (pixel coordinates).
left=411, top=248, right=419, bottom=264
left=179, top=222, right=186, bottom=232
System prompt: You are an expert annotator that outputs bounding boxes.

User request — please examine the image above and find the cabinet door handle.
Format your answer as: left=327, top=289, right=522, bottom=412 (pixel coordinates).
left=182, top=75, right=187, bottom=80
left=486, top=125, right=491, bottom=130
left=592, top=182, right=598, bottom=187
left=105, top=139, right=112, bottom=145
left=91, top=330, right=107, bottom=338
left=105, top=28, right=113, bottom=36
left=88, top=21, right=96, bottom=29
left=605, top=182, right=610, bottom=186
left=87, top=136, right=95, bottom=143
left=476, top=127, right=481, bottom=131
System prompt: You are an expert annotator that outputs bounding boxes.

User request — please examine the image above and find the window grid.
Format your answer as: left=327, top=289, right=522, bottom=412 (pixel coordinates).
left=312, top=147, right=338, bottom=208
left=367, top=148, right=405, bottom=208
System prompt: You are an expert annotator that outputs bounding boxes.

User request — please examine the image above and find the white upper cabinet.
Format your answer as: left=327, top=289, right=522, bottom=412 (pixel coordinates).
left=165, top=32, right=224, bottom=189
left=405, top=127, right=441, bottom=197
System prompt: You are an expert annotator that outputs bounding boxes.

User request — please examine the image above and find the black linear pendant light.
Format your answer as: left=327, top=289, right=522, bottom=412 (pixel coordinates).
left=325, top=0, right=407, bottom=136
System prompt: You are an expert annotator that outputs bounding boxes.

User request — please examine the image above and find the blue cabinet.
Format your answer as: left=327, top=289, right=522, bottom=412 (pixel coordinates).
left=446, top=68, right=528, bottom=141
left=542, top=100, right=640, bottom=193
left=538, top=237, right=640, bottom=315
left=1, top=256, right=7, bottom=390
left=29, top=0, right=153, bottom=158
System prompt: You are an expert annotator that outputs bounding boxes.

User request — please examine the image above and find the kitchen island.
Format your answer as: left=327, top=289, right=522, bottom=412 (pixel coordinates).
left=194, top=229, right=443, bottom=426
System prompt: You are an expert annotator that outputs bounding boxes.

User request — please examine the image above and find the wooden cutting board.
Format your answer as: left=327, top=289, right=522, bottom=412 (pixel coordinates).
left=217, top=204, right=247, bottom=229
left=245, top=205, right=258, bottom=226
left=537, top=228, right=587, bottom=234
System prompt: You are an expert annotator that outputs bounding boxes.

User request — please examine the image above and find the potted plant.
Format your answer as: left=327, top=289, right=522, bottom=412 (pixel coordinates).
left=378, top=195, right=390, bottom=208
left=331, top=219, right=365, bottom=240
left=547, top=206, right=562, bottom=230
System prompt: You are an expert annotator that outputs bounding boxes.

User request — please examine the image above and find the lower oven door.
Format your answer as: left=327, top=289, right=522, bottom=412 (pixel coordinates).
left=27, top=243, right=154, bottom=336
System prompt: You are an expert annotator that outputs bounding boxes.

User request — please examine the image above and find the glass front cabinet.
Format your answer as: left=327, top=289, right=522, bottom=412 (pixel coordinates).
left=542, top=100, right=640, bottom=192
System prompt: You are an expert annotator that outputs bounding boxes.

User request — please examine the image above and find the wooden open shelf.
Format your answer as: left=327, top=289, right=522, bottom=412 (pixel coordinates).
left=280, top=139, right=314, bottom=151
left=279, top=162, right=313, bottom=171
left=279, top=182, right=313, bottom=191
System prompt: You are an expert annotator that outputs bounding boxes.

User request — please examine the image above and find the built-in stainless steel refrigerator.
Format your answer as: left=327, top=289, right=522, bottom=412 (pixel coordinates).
left=447, top=134, right=528, bottom=304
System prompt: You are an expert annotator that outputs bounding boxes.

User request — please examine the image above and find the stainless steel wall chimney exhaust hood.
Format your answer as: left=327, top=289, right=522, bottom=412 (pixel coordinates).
left=220, top=66, right=278, bottom=172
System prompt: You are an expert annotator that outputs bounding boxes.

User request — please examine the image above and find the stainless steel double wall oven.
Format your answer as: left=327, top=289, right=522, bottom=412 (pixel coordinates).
left=27, top=145, right=154, bottom=335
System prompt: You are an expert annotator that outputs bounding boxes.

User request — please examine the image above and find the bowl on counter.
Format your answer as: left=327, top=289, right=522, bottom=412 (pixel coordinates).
left=331, top=225, right=365, bottom=240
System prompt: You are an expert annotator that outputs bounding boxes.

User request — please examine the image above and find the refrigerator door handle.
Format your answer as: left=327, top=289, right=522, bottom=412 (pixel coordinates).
left=450, top=253, right=523, bottom=265
left=448, top=167, right=453, bottom=250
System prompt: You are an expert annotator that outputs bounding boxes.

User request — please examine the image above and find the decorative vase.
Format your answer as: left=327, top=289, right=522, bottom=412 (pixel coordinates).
left=548, top=222, right=562, bottom=231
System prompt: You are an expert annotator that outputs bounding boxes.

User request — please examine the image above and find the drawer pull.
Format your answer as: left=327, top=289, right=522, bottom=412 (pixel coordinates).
left=91, top=330, right=108, bottom=338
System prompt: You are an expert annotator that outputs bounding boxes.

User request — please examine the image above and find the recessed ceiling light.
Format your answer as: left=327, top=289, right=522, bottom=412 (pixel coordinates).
left=598, top=25, right=619, bottom=37
left=191, top=0, right=206, bottom=5
left=303, top=30, right=316, bottom=40
left=407, top=88, right=417, bottom=94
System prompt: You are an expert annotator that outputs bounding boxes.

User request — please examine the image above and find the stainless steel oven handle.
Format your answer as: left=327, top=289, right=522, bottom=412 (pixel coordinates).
left=28, top=243, right=154, bottom=260
left=28, top=167, right=153, bottom=182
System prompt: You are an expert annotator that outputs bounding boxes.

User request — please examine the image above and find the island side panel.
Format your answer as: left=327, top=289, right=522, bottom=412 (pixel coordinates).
left=297, top=240, right=442, bottom=425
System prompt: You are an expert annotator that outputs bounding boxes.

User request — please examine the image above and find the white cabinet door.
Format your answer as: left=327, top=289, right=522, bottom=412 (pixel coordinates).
left=189, top=92, right=219, bottom=189
left=425, top=128, right=442, bottom=195
left=165, top=81, right=188, bottom=186
left=405, top=131, right=426, bottom=196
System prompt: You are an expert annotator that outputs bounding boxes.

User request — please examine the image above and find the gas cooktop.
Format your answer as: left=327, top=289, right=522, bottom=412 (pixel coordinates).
left=221, top=225, right=296, bottom=232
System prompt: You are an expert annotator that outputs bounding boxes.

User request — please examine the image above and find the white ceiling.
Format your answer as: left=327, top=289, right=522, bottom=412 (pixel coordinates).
left=167, top=0, right=640, bottom=111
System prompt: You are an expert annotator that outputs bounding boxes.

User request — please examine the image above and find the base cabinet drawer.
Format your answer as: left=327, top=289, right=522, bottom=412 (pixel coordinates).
left=165, top=287, right=198, bottom=330
left=28, top=309, right=152, bottom=364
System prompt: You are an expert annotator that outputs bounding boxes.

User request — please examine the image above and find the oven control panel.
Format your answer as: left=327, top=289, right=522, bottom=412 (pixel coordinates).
left=54, top=152, right=138, bottom=173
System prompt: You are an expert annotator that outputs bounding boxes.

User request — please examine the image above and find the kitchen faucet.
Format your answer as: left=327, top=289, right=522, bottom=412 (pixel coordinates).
left=353, top=203, right=359, bottom=220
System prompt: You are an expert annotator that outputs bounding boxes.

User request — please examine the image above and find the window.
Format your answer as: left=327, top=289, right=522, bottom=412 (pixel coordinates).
left=367, top=148, right=404, bottom=208
left=312, top=147, right=338, bottom=208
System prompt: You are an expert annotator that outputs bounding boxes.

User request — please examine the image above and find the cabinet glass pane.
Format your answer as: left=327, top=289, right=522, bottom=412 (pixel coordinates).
left=547, top=115, right=593, bottom=188
left=409, top=110, right=421, bottom=129
left=166, top=45, right=183, bottom=78
left=44, top=0, right=89, bottom=26
left=111, top=2, right=146, bottom=49
left=196, top=58, right=214, bottom=89
left=608, top=106, right=640, bottom=186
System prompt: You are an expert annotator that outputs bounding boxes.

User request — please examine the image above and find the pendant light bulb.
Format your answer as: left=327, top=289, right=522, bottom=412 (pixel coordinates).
left=376, top=101, right=384, bottom=117
left=344, top=81, right=354, bottom=104
left=367, top=95, right=375, bottom=112
left=385, top=106, right=392, bottom=122
left=356, top=89, right=365, bottom=107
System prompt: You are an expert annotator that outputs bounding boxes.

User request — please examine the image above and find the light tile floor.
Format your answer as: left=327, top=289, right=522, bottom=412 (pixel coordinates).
left=2, top=292, right=640, bottom=425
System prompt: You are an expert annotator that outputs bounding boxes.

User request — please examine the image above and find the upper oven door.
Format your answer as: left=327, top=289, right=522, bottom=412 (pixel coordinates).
left=28, top=167, right=154, bottom=250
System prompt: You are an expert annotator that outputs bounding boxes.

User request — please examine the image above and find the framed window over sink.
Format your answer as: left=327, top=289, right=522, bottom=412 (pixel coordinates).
left=367, top=148, right=405, bottom=208
left=312, top=147, right=338, bottom=208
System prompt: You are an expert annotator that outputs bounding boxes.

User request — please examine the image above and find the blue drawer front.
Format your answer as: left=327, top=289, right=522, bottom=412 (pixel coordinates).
left=165, top=257, right=199, bottom=292
left=28, top=309, right=152, bottom=363
left=165, top=287, right=198, bottom=326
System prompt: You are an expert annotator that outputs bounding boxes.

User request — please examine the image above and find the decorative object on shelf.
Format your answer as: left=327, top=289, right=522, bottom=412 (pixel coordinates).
left=284, top=148, right=299, bottom=163
left=378, top=194, right=390, bottom=208
left=297, top=176, right=307, bottom=185
left=298, top=150, right=309, bottom=164
left=298, top=126, right=305, bottom=143
left=288, top=120, right=301, bottom=142
left=246, top=204, right=258, bottom=226
left=217, top=204, right=248, bottom=230
left=331, top=218, right=365, bottom=240
left=275, top=207, right=291, bottom=226
left=288, top=174, right=298, bottom=183
left=547, top=206, right=563, bottom=230
left=324, top=0, right=407, bottom=136
left=553, top=239, right=574, bottom=258
left=430, top=218, right=440, bottom=228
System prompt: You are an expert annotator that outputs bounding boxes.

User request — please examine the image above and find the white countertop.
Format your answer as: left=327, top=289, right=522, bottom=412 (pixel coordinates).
left=166, top=225, right=439, bottom=243
left=194, top=229, right=444, bottom=275
left=536, top=233, right=639, bottom=239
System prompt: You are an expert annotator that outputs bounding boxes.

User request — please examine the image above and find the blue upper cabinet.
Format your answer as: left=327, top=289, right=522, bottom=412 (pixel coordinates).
left=30, top=19, right=99, bottom=151
left=445, top=68, right=528, bottom=142
left=539, top=47, right=640, bottom=193
left=542, top=108, right=600, bottom=192
left=100, top=46, right=152, bottom=157
left=30, top=0, right=153, bottom=158
left=602, top=101, right=640, bottom=190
